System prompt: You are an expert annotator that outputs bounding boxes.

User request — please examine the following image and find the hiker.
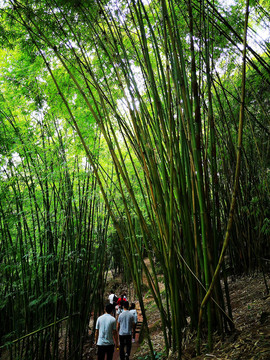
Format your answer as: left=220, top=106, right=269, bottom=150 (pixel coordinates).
left=117, top=294, right=127, bottom=306
left=95, top=303, right=119, bottom=360
left=117, top=301, right=135, bottom=360
left=108, top=290, right=118, bottom=316
left=129, top=303, right=138, bottom=342
left=108, top=290, right=117, bottom=305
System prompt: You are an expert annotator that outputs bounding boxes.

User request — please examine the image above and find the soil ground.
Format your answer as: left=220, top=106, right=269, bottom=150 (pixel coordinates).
left=132, top=273, right=270, bottom=360
left=3, top=272, right=269, bottom=359
left=84, top=268, right=270, bottom=359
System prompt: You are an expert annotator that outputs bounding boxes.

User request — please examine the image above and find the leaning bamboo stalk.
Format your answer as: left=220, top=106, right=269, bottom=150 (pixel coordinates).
left=196, top=0, right=250, bottom=352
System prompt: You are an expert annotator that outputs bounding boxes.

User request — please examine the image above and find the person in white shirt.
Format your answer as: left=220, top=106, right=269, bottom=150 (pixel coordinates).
left=108, top=290, right=117, bottom=317
left=95, top=303, right=119, bottom=360
left=108, top=290, right=116, bottom=305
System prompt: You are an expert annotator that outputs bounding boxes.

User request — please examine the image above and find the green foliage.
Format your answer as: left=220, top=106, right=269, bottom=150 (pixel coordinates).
left=261, top=218, right=270, bottom=236
left=0, top=0, right=269, bottom=358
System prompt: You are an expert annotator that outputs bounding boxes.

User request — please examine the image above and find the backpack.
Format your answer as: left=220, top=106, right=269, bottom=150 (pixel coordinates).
left=113, top=295, right=118, bottom=304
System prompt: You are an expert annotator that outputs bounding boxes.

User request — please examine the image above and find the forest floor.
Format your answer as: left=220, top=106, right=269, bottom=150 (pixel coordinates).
left=131, top=272, right=270, bottom=360
left=85, top=266, right=270, bottom=359
left=2, top=270, right=269, bottom=360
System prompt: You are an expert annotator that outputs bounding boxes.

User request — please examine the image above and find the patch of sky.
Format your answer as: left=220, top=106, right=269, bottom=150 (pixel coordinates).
left=248, top=8, right=270, bottom=54
left=105, top=0, right=152, bottom=25
left=129, top=61, right=146, bottom=93
left=0, top=153, right=23, bottom=177
left=53, top=118, right=64, bottom=137
left=39, top=49, right=48, bottom=59
left=36, top=75, right=47, bottom=84
left=105, top=0, right=131, bottom=25
left=85, top=50, right=95, bottom=62
left=185, top=34, right=201, bottom=52
left=0, top=0, right=9, bottom=9
left=219, top=0, right=237, bottom=11
left=11, top=152, right=22, bottom=167
left=217, top=0, right=269, bottom=55
left=81, top=156, right=94, bottom=171
left=0, top=155, right=8, bottom=179
left=116, top=60, right=146, bottom=117
left=30, top=102, right=50, bottom=128
left=71, top=94, right=77, bottom=105
left=66, top=40, right=79, bottom=50
left=117, top=97, right=133, bottom=119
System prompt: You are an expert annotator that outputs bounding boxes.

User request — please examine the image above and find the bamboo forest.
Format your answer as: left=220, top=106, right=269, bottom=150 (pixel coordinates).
left=0, top=0, right=269, bottom=359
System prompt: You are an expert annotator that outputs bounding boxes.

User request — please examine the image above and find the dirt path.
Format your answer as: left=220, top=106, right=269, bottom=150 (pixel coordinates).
left=113, top=331, right=140, bottom=360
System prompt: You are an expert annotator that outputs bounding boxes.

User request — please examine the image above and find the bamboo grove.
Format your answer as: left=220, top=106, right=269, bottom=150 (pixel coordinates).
left=0, top=0, right=269, bottom=359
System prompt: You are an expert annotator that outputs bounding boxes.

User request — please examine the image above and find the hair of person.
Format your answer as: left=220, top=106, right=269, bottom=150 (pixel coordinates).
left=106, top=303, right=114, bottom=314
left=123, top=301, right=129, bottom=310
left=130, top=302, right=135, bottom=310
left=110, top=290, right=114, bottom=293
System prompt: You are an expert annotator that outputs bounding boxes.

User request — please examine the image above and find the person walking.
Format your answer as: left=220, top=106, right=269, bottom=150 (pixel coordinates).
left=108, top=290, right=118, bottom=317
left=95, top=303, right=119, bottom=360
left=117, top=294, right=127, bottom=306
left=129, top=303, right=138, bottom=342
left=108, top=290, right=117, bottom=305
left=117, top=301, right=135, bottom=360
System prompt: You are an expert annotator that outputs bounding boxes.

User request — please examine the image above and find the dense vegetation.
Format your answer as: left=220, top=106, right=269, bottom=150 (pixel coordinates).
left=0, top=0, right=269, bottom=359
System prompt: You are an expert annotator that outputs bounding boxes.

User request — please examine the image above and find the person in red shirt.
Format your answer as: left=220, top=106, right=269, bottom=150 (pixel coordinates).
left=117, top=294, right=127, bottom=306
